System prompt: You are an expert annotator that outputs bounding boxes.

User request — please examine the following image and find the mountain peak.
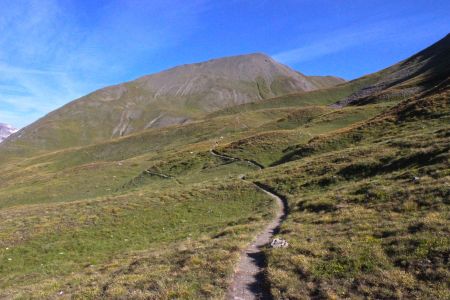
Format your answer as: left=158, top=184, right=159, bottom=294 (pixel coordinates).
left=202, top=52, right=271, bottom=61
left=141, top=52, right=300, bottom=82
left=135, top=52, right=331, bottom=95
left=0, top=123, right=17, bottom=143
left=190, top=52, right=272, bottom=64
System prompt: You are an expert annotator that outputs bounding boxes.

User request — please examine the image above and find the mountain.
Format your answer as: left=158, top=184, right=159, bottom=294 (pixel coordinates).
left=0, top=35, right=448, bottom=299
left=0, top=53, right=344, bottom=155
left=212, top=34, right=450, bottom=116
left=0, top=123, right=17, bottom=143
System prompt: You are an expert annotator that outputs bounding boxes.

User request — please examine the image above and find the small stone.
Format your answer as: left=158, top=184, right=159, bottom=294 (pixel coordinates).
left=58, top=291, right=64, bottom=296
left=7, top=258, right=12, bottom=261
left=270, top=238, right=289, bottom=248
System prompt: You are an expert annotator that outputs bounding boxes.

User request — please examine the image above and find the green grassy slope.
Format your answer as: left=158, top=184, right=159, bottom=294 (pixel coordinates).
left=0, top=180, right=275, bottom=299
left=247, top=87, right=450, bottom=299
left=0, top=35, right=448, bottom=299
left=0, top=106, right=325, bottom=207
left=216, top=103, right=393, bottom=167
left=207, top=76, right=378, bottom=117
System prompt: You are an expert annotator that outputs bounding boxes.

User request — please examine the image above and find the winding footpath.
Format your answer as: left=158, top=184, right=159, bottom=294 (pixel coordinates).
left=209, top=148, right=287, bottom=300
left=144, top=149, right=286, bottom=299
left=143, top=170, right=182, bottom=185
left=209, top=149, right=265, bottom=170
left=227, top=181, right=286, bottom=300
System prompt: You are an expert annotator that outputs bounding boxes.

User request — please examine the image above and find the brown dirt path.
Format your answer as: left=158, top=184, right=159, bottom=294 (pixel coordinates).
left=208, top=148, right=287, bottom=299
left=226, top=181, right=286, bottom=300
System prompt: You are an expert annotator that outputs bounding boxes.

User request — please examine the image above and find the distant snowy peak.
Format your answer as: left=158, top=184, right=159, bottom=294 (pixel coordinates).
left=0, top=123, right=17, bottom=143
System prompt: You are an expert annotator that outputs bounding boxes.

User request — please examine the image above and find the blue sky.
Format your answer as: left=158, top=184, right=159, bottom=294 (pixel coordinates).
left=0, top=0, right=449, bottom=128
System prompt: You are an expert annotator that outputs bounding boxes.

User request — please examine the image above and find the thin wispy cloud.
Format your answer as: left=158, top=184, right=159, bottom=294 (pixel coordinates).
left=0, top=0, right=208, bottom=128
left=272, top=14, right=446, bottom=65
left=273, top=32, right=370, bottom=65
left=0, top=1, right=448, bottom=128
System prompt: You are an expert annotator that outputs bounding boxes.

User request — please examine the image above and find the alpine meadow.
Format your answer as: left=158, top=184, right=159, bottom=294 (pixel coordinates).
left=0, top=3, right=449, bottom=299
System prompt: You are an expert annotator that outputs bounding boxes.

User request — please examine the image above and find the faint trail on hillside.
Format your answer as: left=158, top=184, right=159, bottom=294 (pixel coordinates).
left=143, top=170, right=183, bottom=185
left=120, top=170, right=182, bottom=189
left=144, top=170, right=173, bottom=179
left=226, top=180, right=287, bottom=300
left=209, top=149, right=265, bottom=169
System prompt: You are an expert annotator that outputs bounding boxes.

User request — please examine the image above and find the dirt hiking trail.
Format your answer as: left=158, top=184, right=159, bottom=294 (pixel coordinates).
left=226, top=181, right=287, bottom=300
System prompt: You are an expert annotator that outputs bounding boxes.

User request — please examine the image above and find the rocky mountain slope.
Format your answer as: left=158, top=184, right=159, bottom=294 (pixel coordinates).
left=336, top=33, right=450, bottom=106
left=0, top=53, right=343, bottom=155
left=0, top=123, right=17, bottom=143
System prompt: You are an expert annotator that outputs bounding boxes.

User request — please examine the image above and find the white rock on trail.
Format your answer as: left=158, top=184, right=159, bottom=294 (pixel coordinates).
left=270, top=238, right=289, bottom=248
